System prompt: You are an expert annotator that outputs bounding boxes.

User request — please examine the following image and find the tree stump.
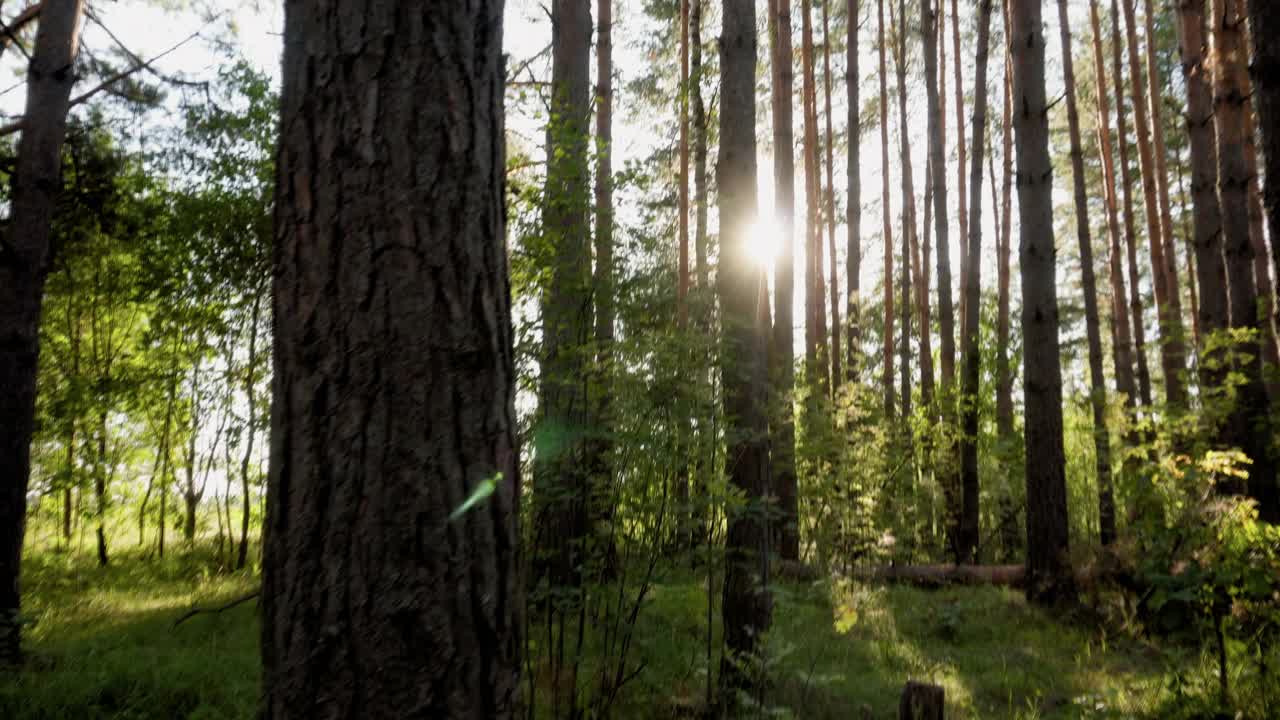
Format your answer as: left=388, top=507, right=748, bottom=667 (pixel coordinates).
left=898, top=681, right=944, bottom=720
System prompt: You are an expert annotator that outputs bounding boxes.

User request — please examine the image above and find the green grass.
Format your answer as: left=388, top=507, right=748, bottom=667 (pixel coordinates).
left=1, top=544, right=1240, bottom=719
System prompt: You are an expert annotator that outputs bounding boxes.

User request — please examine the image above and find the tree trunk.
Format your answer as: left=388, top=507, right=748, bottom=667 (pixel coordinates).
left=1211, top=0, right=1280, bottom=522
left=693, top=0, right=709, bottom=291
left=822, top=0, right=842, bottom=389
left=899, top=682, right=945, bottom=720
left=1091, top=0, right=1139, bottom=409
left=958, top=0, right=994, bottom=565
left=262, top=2, right=522, bottom=716
left=0, top=0, right=85, bottom=666
left=1058, top=0, right=1115, bottom=547
left=770, top=0, right=800, bottom=562
left=1010, top=0, right=1076, bottom=607
left=679, top=0, right=690, bottom=329
left=534, top=0, right=594, bottom=593
left=879, top=0, right=896, bottom=419
left=802, top=0, right=828, bottom=392
left=847, top=0, right=862, bottom=378
left=996, top=4, right=1019, bottom=561
left=925, top=0, right=954, bottom=405
left=1250, top=0, right=1280, bottom=366
left=1122, top=0, right=1187, bottom=407
left=718, top=0, right=773, bottom=693
left=951, top=0, right=969, bottom=330
left=1112, top=0, right=1155, bottom=408
left=1241, top=76, right=1280, bottom=383
left=236, top=293, right=262, bottom=570
left=1175, top=0, right=1230, bottom=372
left=891, top=0, right=927, bottom=416
left=1141, top=0, right=1190, bottom=388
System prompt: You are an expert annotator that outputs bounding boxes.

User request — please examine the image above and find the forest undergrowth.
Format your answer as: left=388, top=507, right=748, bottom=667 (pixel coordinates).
left=0, top=536, right=1256, bottom=720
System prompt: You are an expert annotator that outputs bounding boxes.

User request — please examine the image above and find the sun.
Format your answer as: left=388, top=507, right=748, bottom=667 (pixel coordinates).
left=746, top=214, right=781, bottom=271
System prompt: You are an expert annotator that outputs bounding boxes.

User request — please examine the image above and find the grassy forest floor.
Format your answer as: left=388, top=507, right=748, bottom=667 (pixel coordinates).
left=0, top=541, right=1237, bottom=719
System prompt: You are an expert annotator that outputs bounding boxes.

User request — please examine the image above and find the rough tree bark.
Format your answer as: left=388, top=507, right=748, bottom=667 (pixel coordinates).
left=0, top=0, right=85, bottom=665
left=261, top=2, right=521, bottom=717
left=769, top=0, right=800, bottom=562
left=1010, top=0, right=1076, bottom=606
left=719, top=0, right=773, bottom=693
left=1058, top=0, right=1115, bottom=547
left=1211, top=0, right=1280, bottom=522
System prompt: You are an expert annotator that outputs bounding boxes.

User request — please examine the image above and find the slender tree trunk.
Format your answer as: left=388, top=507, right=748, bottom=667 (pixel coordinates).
left=891, top=0, right=928, bottom=415
left=1058, top=0, right=1115, bottom=547
left=679, top=0, right=690, bottom=329
left=925, top=0, right=954, bottom=404
left=879, top=0, right=896, bottom=419
left=1122, top=0, right=1187, bottom=407
left=958, top=0, right=994, bottom=564
left=802, top=0, right=829, bottom=391
left=1211, top=0, right=1280, bottom=522
left=693, top=0, right=709, bottom=291
left=1112, top=0, right=1155, bottom=408
left=951, top=0, right=969, bottom=327
left=1142, top=0, right=1190, bottom=381
left=769, top=0, right=800, bottom=562
left=822, top=0, right=842, bottom=389
left=262, top=2, right=521, bottom=715
left=0, top=0, right=85, bottom=665
left=718, top=0, right=773, bottom=693
left=996, top=0, right=1019, bottom=561
left=1010, top=0, right=1076, bottom=607
left=1092, top=0, right=1139, bottom=410
left=847, top=0, right=862, bottom=378
left=534, top=0, right=594, bottom=593
left=1249, top=0, right=1280, bottom=362
left=236, top=293, right=262, bottom=570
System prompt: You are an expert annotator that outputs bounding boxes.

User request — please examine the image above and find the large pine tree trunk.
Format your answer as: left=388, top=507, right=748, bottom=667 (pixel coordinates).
left=878, top=0, right=897, bottom=419
left=1240, top=76, right=1280, bottom=382
left=718, top=0, right=773, bottom=692
left=1090, top=0, right=1139, bottom=409
left=1009, top=0, right=1076, bottom=607
left=0, top=0, right=85, bottom=665
left=261, top=2, right=522, bottom=716
left=1057, top=0, right=1115, bottom=547
left=534, top=0, right=594, bottom=592
left=769, top=0, right=800, bottom=562
left=1121, top=0, right=1187, bottom=407
left=1111, top=0, right=1155, bottom=408
left=1211, top=0, right=1280, bottom=522
left=958, top=0, right=995, bottom=564
left=1250, top=0, right=1280, bottom=354
left=951, top=0, right=969, bottom=329
left=847, top=0, right=862, bottom=377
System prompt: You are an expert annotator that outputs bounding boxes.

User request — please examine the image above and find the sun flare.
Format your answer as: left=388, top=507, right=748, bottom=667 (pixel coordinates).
left=746, top=215, right=781, bottom=271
